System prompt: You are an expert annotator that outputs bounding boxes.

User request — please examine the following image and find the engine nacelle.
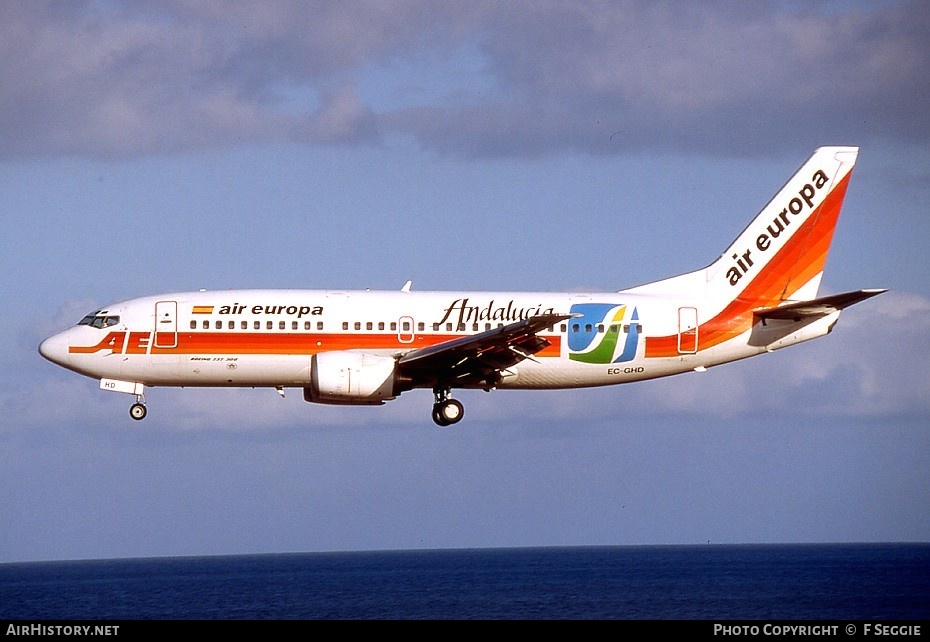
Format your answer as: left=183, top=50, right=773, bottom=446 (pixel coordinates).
left=305, top=351, right=399, bottom=405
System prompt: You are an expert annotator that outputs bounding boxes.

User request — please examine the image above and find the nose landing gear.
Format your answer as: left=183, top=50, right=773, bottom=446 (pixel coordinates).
left=98, top=379, right=148, bottom=421
left=129, top=393, right=147, bottom=421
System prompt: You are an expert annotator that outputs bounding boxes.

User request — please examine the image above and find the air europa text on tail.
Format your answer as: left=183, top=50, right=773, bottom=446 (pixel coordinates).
left=726, top=168, right=830, bottom=286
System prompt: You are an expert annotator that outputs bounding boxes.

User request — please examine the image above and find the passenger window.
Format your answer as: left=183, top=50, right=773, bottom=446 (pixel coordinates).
left=304, top=321, right=311, bottom=330
left=472, top=323, right=478, bottom=331
left=279, top=321, right=285, bottom=330
left=190, top=320, right=196, bottom=330
left=354, top=322, right=361, bottom=330
left=292, top=321, right=298, bottom=330
left=241, top=321, right=248, bottom=330
left=597, top=324, right=604, bottom=333
left=402, top=321, right=410, bottom=331
left=572, top=324, right=579, bottom=332
left=418, top=322, right=425, bottom=331
left=446, top=323, right=452, bottom=332
left=560, top=324, right=567, bottom=332
left=366, top=322, right=373, bottom=330
left=254, top=321, right=260, bottom=330
left=378, top=322, right=385, bottom=331
left=485, top=323, right=492, bottom=331
left=390, top=322, right=397, bottom=331
left=342, top=322, right=348, bottom=331
left=202, top=320, right=209, bottom=329
left=228, top=321, right=235, bottom=330
left=317, top=321, right=324, bottom=331
left=267, top=321, right=273, bottom=330
left=433, top=323, right=440, bottom=331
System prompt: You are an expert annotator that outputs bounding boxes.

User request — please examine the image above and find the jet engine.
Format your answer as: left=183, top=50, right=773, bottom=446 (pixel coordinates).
left=304, top=351, right=401, bottom=405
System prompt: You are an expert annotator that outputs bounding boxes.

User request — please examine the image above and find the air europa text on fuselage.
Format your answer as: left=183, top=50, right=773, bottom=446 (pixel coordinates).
left=210, top=303, right=324, bottom=318
left=725, top=168, right=830, bottom=286
left=437, top=298, right=555, bottom=326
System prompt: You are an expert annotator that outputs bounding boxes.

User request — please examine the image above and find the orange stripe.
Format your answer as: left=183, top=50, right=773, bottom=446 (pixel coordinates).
left=147, top=333, right=563, bottom=357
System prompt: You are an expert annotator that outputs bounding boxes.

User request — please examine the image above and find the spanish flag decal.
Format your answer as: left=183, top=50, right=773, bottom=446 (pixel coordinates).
left=192, top=305, right=214, bottom=314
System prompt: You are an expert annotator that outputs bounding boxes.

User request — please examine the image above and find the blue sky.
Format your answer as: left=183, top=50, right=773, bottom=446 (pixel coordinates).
left=1, top=1, right=928, bottom=562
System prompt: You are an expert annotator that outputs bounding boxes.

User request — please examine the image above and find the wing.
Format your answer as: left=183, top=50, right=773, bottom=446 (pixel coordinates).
left=397, top=312, right=572, bottom=389
left=754, top=289, right=886, bottom=322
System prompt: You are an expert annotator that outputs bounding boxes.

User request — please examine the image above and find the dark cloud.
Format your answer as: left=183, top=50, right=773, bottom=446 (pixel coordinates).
left=397, top=1, right=930, bottom=158
left=1, top=1, right=927, bottom=159
left=0, top=0, right=464, bottom=157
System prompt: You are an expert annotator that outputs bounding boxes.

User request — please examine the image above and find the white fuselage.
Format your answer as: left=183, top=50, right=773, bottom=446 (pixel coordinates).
left=38, top=287, right=835, bottom=390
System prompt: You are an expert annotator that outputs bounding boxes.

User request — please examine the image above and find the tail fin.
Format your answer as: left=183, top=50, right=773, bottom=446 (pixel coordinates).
left=709, top=146, right=859, bottom=305
left=636, top=146, right=862, bottom=358
left=625, top=146, right=859, bottom=306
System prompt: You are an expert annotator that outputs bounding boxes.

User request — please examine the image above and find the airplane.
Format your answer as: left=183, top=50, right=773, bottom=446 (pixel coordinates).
left=39, top=146, right=885, bottom=426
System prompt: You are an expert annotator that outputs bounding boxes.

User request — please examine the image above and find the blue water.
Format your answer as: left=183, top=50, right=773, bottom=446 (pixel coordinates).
left=1, top=544, right=928, bottom=620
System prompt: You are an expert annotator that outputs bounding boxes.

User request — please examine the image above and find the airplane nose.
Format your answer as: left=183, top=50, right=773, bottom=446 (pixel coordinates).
left=38, top=331, right=70, bottom=367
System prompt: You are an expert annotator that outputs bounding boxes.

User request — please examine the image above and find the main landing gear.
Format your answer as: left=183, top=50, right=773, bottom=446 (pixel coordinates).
left=432, top=387, right=464, bottom=427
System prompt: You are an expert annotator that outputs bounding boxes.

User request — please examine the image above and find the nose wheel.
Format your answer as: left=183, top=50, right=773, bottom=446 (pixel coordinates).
left=432, top=388, right=464, bottom=426
left=129, top=394, right=147, bottom=420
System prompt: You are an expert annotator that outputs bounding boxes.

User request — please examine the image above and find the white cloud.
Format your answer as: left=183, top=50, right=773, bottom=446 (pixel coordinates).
left=620, top=290, right=930, bottom=419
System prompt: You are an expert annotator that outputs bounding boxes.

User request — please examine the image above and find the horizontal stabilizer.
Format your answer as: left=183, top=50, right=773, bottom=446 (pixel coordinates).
left=754, top=289, right=887, bottom=321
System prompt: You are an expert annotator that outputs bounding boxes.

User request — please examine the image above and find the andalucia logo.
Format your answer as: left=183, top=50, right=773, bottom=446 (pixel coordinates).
left=568, top=303, right=640, bottom=364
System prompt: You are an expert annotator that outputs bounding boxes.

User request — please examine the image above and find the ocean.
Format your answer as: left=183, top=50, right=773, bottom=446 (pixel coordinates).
left=1, top=544, right=928, bottom=620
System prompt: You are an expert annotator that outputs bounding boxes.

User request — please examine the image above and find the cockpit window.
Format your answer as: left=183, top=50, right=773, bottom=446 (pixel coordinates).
left=77, top=311, right=120, bottom=329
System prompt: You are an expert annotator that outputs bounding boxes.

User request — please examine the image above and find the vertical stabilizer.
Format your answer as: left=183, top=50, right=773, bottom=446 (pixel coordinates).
left=708, top=146, right=858, bottom=307
left=641, top=147, right=859, bottom=358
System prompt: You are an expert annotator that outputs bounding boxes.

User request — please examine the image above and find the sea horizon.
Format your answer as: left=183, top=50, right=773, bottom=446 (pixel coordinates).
left=2, top=542, right=928, bottom=620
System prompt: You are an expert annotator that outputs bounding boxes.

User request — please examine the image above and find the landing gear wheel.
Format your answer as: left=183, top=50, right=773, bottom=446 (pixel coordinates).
left=432, top=398, right=464, bottom=426
left=129, top=403, right=147, bottom=421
